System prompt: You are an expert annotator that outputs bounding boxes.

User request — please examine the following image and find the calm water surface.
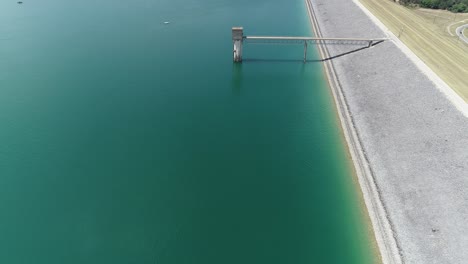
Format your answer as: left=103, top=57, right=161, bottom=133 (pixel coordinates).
left=0, top=0, right=377, bottom=263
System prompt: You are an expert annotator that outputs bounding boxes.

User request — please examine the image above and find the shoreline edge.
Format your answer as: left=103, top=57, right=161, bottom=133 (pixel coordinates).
left=304, top=1, right=404, bottom=263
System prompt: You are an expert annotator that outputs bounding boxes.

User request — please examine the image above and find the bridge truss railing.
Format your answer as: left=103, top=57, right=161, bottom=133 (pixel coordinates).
left=244, top=36, right=386, bottom=46
left=241, top=36, right=387, bottom=62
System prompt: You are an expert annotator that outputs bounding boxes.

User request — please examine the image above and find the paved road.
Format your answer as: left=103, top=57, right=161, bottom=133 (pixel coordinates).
left=456, top=24, right=468, bottom=44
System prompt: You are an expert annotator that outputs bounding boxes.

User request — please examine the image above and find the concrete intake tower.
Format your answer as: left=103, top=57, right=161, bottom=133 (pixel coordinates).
left=232, top=27, right=243, bottom=62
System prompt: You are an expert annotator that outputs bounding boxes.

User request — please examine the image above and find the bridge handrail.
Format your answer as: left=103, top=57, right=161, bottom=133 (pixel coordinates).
left=244, top=36, right=388, bottom=42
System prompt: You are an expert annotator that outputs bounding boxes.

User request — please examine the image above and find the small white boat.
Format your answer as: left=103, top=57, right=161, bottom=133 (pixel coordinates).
left=164, top=21, right=170, bottom=25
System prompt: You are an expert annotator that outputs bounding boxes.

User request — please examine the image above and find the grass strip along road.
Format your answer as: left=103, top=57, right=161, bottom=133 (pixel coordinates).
left=358, top=0, right=468, bottom=102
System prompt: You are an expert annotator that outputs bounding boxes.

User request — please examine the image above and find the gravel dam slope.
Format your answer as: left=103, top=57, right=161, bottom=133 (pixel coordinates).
left=309, top=0, right=468, bottom=263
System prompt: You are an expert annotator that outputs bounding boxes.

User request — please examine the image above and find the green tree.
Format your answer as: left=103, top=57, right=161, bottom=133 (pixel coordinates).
left=450, top=2, right=467, bottom=12
left=403, top=0, right=468, bottom=11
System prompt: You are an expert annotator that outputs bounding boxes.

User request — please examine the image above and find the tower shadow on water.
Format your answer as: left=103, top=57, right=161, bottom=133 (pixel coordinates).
left=231, top=63, right=243, bottom=95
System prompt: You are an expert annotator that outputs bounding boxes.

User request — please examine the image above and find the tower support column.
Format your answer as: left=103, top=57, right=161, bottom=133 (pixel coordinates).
left=303, top=41, right=308, bottom=63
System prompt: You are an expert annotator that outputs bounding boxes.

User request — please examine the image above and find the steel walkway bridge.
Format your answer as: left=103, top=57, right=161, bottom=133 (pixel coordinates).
left=233, top=27, right=387, bottom=62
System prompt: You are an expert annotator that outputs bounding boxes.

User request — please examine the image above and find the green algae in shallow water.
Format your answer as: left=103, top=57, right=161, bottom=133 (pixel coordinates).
left=0, top=0, right=377, bottom=263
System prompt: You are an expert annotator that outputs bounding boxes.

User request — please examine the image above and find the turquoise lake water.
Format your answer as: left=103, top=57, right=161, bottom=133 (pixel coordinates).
left=0, top=0, right=377, bottom=263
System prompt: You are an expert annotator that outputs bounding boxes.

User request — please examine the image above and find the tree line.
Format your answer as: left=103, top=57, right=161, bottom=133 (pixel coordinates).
left=399, top=0, right=468, bottom=12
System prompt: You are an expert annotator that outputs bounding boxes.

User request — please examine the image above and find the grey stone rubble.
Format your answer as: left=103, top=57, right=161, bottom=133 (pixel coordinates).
left=309, top=0, right=468, bottom=263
